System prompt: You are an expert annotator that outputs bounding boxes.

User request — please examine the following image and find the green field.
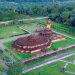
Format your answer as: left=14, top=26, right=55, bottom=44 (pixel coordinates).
left=23, top=54, right=75, bottom=75
left=51, top=22, right=75, bottom=38
left=50, top=38, right=75, bottom=50
left=23, top=60, right=75, bottom=75
left=52, top=21, right=75, bottom=34
left=0, top=22, right=43, bottom=39
left=64, top=55, right=75, bottom=62
left=20, top=22, right=42, bottom=33
left=0, top=25, right=29, bottom=38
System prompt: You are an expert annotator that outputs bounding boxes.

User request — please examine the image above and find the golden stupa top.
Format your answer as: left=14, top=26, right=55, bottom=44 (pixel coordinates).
left=46, top=20, right=51, bottom=30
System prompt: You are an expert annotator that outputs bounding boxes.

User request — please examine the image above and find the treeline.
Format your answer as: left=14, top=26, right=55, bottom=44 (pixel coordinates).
left=49, top=4, right=75, bottom=27
left=16, top=3, right=75, bottom=27
left=0, top=2, right=75, bottom=27
left=0, top=11, right=30, bottom=21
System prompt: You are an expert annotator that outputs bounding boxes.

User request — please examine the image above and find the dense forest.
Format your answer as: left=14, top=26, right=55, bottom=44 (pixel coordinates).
left=0, top=1, right=75, bottom=27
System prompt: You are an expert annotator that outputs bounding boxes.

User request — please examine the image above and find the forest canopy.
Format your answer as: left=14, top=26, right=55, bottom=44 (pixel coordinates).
left=0, top=1, right=75, bottom=27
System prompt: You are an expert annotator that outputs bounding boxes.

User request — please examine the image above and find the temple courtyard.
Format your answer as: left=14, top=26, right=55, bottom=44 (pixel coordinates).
left=0, top=18, right=75, bottom=75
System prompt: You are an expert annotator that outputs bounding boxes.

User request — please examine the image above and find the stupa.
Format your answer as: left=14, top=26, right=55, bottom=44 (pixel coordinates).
left=12, top=20, right=52, bottom=54
left=39, top=20, right=52, bottom=39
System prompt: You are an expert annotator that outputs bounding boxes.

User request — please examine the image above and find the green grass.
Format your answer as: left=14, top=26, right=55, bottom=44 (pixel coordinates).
left=23, top=54, right=75, bottom=75
left=67, top=64, right=75, bottom=72
left=24, top=47, right=75, bottom=68
left=7, top=49, right=35, bottom=60
left=50, top=38, right=75, bottom=50
left=52, top=22, right=75, bottom=38
left=0, top=66, right=4, bottom=75
left=0, top=22, right=43, bottom=39
left=20, top=23, right=40, bottom=33
left=0, top=50, right=3, bottom=54
left=0, top=25, right=28, bottom=38
left=3, top=41, right=13, bottom=48
left=63, top=55, right=75, bottom=62
left=52, top=21, right=75, bottom=34
left=23, top=61, right=73, bottom=75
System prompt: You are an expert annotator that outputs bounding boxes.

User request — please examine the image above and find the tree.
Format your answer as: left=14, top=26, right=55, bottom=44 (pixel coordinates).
left=61, top=11, right=70, bottom=23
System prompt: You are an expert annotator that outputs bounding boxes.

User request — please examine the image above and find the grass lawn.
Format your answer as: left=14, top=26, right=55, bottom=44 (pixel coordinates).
left=0, top=66, right=4, bottom=75
left=7, top=49, right=34, bottom=60
left=51, top=22, right=75, bottom=38
left=0, top=50, right=3, bottom=54
left=23, top=54, right=75, bottom=75
left=0, top=25, right=28, bottom=39
left=23, top=61, right=75, bottom=75
left=20, top=22, right=43, bottom=33
left=50, top=38, right=75, bottom=50
left=0, top=21, right=43, bottom=39
left=24, top=47, right=75, bottom=68
left=63, top=55, right=75, bottom=62
left=52, top=21, right=75, bottom=34
left=67, top=64, right=75, bottom=72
